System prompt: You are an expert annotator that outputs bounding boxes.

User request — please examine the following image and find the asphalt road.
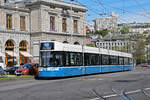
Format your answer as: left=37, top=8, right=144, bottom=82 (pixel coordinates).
left=0, top=67, right=150, bottom=100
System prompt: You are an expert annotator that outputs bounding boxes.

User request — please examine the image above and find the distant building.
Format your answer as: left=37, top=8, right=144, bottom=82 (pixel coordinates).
left=94, top=33, right=136, bottom=53
left=96, top=40, right=126, bottom=50
left=93, top=11, right=118, bottom=30
left=118, top=22, right=150, bottom=34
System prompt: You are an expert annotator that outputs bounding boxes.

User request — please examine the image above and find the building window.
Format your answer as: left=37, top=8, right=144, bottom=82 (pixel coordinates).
left=62, top=18, right=67, bottom=32
left=19, top=41, right=27, bottom=51
left=50, top=16, right=55, bottom=31
left=74, top=10, right=78, bottom=13
left=5, top=40, right=14, bottom=51
left=73, top=20, right=78, bottom=33
left=50, top=5, right=55, bottom=9
left=62, top=8, right=67, bottom=11
left=20, top=16, right=26, bottom=31
left=6, top=14, right=12, bottom=30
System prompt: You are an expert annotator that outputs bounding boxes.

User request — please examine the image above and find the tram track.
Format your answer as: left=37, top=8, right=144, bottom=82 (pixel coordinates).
left=90, top=87, right=150, bottom=100
left=89, top=73, right=150, bottom=100
left=141, top=89, right=150, bottom=99
left=86, top=69, right=150, bottom=100
left=111, top=88, right=134, bottom=100
left=91, top=88, right=107, bottom=100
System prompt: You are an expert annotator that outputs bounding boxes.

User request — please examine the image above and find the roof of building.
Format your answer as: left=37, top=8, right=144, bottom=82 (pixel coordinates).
left=26, top=0, right=87, bottom=12
left=0, top=3, right=29, bottom=12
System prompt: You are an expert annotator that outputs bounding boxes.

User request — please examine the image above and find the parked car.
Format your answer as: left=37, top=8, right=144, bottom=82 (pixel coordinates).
left=142, top=64, right=150, bottom=67
left=0, top=66, right=5, bottom=76
left=0, top=62, right=5, bottom=70
left=5, top=66, right=19, bottom=75
left=15, top=63, right=39, bottom=76
left=29, top=63, right=39, bottom=76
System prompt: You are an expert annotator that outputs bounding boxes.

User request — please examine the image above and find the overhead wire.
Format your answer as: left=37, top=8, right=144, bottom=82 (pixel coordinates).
left=75, top=0, right=130, bottom=23
left=134, top=0, right=150, bottom=16
left=93, top=0, right=150, bottom=19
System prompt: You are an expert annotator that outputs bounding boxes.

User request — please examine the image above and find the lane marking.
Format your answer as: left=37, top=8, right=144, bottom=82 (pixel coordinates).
left=90, top=97, right=99, bottom=100
left=90, top=87, right=150, bottom=100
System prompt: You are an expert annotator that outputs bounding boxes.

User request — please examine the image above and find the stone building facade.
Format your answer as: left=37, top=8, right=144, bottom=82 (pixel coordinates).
left=0, top=0, right=87, bottom=67
left=0, top=4, right=31, bottom=67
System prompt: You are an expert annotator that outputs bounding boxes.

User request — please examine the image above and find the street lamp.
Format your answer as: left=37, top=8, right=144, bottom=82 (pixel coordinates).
left=13, top=46, right=15, bottom=67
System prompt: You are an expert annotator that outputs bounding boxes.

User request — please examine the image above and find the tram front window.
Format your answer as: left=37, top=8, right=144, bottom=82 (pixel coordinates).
left=40, top=52, right=63, bottom=67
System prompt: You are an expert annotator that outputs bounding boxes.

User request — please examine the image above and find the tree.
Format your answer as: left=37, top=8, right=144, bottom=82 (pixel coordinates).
left=93, top=29, right=109, bottom=37
left=113, top=46, right=121, bottom=51
left=120, top=26, right=129, bottom=34
left=133, top=40, right=146, bottom=64
left=86, top=44, right=95, bottom=47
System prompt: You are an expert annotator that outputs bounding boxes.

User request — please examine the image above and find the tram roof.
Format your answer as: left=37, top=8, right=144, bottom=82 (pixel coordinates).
left=40, top=41, right=132, bottom=58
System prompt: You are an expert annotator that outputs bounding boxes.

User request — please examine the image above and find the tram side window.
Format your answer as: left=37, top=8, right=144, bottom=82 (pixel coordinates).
left=102, top=55, right=109, bottom=65
left=96, top=54, right=100, bottom=65
left=129, top=58, right=133, bottom=65
left=84, top=54, right=100, bottom=66
left=99, top=54, right=102, bottom=65
left=84, top=53, right=90, bottom=66
left=124, top=57, right=129, bottom=65
left=64, top=52, right=70, bottom=66
left=54, top=53, right=63, bottom=66
left=110, top=56, right=118, bottom=65
left=90, top=54, right=99, bottom=65
left=69, top=52, right=83, bottom=66
left=119, top=57, right=124, bottom=65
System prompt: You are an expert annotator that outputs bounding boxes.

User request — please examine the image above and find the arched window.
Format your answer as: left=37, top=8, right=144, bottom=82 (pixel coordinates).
left=63, top=41, right=68, bottom=44
left=19, top=41, right=27, bottom=51
left=5, top=40, right=14, bottom=51
left=74, top=42, right=80, bottom=45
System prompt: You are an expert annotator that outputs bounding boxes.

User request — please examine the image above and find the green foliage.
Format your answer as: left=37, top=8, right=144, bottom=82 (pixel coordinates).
left=133, top=40, right=146, bottom=64
left=113, top=46, right=121, bottom=51
left=120, top=26, right=129, bottom=34
left=136, top=33, right=146, bottom=39
left=0, top=75, right=33, bottom=80
left=86, top=44, right=95, bottom=47
left=93, top=29, right=109, bottom=37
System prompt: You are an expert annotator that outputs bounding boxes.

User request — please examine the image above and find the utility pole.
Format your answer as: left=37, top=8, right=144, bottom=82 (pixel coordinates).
left=70, top=0, right=74, bottom=44
left=13, top=47, right=14, bottom=67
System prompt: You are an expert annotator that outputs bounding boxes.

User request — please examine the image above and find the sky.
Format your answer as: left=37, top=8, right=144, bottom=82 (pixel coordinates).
left=64, top=0, right=150, bottom=25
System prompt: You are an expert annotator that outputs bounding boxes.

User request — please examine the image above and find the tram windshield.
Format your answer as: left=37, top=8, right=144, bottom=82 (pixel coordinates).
left=40, top=51, right=63, bottom=67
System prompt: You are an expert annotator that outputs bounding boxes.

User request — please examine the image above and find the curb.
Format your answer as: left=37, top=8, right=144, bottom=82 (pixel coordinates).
left=0, top=76, right=35, bottom=83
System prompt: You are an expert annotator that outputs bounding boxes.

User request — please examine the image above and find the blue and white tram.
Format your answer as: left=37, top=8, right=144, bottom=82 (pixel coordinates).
left=38, top=41, right=133, bottom=78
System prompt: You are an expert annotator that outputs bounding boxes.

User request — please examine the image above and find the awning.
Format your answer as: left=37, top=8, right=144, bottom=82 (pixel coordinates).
left=0, top=52, right=4, bottom=57
left=6, top=51, right=17, bottom=57
left=20, top=52, right=33, bottom=57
